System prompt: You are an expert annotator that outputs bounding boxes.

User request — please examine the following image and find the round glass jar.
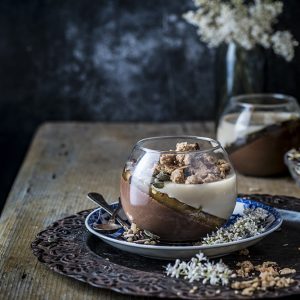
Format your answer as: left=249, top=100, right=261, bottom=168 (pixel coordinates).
left=120, top=136, right=237, bottom=242
left=217, top=94, right=300, bottom=176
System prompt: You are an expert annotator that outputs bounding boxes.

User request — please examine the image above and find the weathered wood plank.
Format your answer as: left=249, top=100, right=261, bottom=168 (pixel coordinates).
left=0, top=122, right=299, bottom=300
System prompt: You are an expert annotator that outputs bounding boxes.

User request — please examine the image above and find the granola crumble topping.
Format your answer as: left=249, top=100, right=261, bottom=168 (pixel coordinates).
left=153, top=142, right=231, bottom=184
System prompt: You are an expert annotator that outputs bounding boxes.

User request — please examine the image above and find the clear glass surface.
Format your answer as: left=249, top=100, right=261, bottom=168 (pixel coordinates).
left=120, top=136, right=237, bottom=242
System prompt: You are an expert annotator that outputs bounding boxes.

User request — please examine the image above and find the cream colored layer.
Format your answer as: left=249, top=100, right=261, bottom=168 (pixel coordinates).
left=217, top=112, right=300, bottom=147
left=156, top=173, right=236, bottom=219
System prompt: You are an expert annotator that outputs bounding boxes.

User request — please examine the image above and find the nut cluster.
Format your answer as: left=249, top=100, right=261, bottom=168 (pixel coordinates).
left=153, top=142, right=231, bottom=185
left=122, top=223, right=159, bottom=245
left=232, top=261, right=296, bottom=296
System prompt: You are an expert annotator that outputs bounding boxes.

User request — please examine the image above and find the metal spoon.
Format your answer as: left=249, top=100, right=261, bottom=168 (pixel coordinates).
left=87, top=192, right=129, bottom=231
left=93, top=203, right=122, bottom=233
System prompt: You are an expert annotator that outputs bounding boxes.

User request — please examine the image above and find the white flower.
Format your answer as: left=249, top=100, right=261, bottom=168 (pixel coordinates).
left=183, top=0, right=298, bottom=61
left=165, top=252, right=233, bottom=286
left=200, top=207, right=269, bottom=245
left=195, top=252, right=207, bottom=262
left=271, top=31, right=299, bottom=61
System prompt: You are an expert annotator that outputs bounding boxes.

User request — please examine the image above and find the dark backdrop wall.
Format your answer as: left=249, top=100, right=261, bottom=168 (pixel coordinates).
left=1, top=0, right=300, bottom=211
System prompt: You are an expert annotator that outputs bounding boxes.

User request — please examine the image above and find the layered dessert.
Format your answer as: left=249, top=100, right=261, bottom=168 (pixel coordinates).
left=285, top=148, right=300, bottom=186
left=217, top=112, right=300, bottom=176
left=120, top=142, right=236, bottom=242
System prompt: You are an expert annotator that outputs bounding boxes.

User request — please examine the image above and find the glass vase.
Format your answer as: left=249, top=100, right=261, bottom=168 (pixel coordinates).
left=215, top=43, right=267, bottom=123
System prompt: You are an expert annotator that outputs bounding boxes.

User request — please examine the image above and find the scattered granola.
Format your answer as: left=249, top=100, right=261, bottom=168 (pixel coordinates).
left=279, top=268, right=296, bottom=275
left=231, top=260, right=296, bottom=296
left=239, top=248, right=250, bottom=256
left=188, top=286, right=198, bottom=294
left=241, top=286, right=256, bottom=296
left=236, top=261, right=254, bottom=277
left=255, top=261, right=278, bottom=276
left=122, top=223, right=159, bottom=245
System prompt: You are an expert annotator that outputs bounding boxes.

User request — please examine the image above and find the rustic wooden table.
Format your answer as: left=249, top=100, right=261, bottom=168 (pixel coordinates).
left=0, top=122, right=299, bottom=300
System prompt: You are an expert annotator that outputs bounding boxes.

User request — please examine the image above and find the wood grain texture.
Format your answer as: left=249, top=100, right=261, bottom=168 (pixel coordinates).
left=0, top=122, right=299, bottom=300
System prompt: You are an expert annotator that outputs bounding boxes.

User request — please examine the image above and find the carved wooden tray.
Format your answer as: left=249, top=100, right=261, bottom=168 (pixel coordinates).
left=31, top=194, right=300, bottom=299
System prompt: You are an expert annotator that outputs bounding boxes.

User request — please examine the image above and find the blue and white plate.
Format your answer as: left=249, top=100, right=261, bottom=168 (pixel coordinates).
left=85, top=198, right=282, bottom=260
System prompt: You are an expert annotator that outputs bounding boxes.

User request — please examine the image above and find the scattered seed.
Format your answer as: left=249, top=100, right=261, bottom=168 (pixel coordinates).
left=239, top=248, right=249, bottom=256
left=279, top=268, right=296, bottom=275
left=152, top=182, right=164, bottom=189
left=122, top=223, right=160, bottom=245
left=133, top=239, right=151, bottom=244
left=189, top=286, right=198, bottom=293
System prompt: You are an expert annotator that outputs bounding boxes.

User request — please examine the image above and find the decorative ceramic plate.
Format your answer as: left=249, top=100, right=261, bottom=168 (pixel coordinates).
left=85, top=198, right=282, bottom=260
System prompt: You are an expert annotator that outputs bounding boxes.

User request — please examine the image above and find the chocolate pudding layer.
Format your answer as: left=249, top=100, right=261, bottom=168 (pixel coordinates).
left=120, top=177, right=225, bottom=241
left=225, top=119, right=300, bottom=176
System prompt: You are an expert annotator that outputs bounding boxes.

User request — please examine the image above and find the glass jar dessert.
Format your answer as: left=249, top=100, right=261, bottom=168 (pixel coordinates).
left=217, top=94, right=300, bottom=176
left=120, top=136, right=237, bottom=242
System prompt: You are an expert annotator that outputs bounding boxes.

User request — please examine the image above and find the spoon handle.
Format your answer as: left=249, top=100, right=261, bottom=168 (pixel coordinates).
left=110, top=202, right=121, bottom=222
left=87, top=192, right=129, bottom=229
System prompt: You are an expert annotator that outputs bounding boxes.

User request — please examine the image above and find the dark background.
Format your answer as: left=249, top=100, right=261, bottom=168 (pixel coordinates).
left=1, top=0, right=300, bottom=211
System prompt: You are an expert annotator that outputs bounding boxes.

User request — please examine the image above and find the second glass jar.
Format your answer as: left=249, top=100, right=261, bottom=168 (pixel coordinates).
left=217, top=94, right=300, bottom=176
